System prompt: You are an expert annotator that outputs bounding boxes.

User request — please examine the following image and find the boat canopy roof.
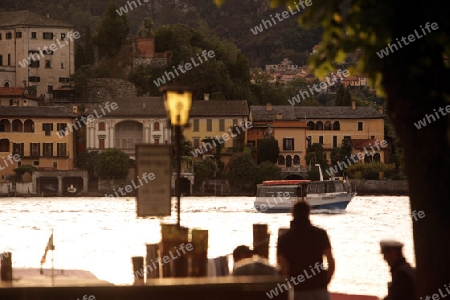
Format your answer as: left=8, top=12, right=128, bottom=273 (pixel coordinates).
left=262, top=180, right=312, bottom=186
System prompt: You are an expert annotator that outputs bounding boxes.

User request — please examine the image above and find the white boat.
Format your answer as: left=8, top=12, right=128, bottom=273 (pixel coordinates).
left=254, top=165, right=356, bottom=213
left=66, top=184, right=77, bottom=194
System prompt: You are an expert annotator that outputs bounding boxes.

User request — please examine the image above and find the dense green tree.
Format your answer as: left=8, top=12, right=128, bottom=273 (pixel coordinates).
left=343, top=86, right=352, bottom=106
left=308, top=164, right=322, bottom=181
left=330, top=137, right=354, bottom=176
left=202, top=137, right=224, bottom=174
left=96, top=148, right=129, bottom=180
left=305, top=143, right=328, bottom=172
left=75, top=44, right=85, bottom=70
left=71, top=65, right=91, bottom=98
left=92, top=2, right=129, bottom=58
left=76, top=150, right=99, bottom=178
left=335, top=83, right=345, bottom=105
left=13, top=165, right=36, bottom=182
left=256, top=137, right=279, bottom=164
left=337, top=137, right=353, bottom=162
left=193, top=158, right=216, bottom=192
left=181, top=140, right=194, bottom=157
left=253, top=0, right=450, bottom=293
left=256, top=161, right=282, bottom=183
left=227, top=152, right=258, bottom=192
left=131, top=23, right=254, bottom=100
left=84, top=26, right=95, bottom=65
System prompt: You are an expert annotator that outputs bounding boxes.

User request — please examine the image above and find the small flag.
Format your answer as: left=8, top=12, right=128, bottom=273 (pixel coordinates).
left=40, top=233, right=55, bottom=265
left=46, top=234, right=55, bottom=251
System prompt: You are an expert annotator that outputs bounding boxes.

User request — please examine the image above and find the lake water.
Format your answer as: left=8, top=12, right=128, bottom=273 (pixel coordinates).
left=0, top=195, right=415, bottom=298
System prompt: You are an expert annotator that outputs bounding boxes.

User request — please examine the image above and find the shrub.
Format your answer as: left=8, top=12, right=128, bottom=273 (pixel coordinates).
left=363, top=167, right=379, bottom=180
left=347, top=162, right=396, bottom=179
left=96, top=148, right=130, bottom=180
left=257, top=161, right=282, bottom=183
left=353, top=171, right=363, bottom=179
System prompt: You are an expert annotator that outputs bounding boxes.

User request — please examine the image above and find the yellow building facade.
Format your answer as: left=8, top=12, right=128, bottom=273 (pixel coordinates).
left=250, top=103, right=387, bottom=168
left=183, top=100, right=249, bottom=162
left=0, top=106, right=76, bottom=183
left=299, top=105, right=386, bottom=163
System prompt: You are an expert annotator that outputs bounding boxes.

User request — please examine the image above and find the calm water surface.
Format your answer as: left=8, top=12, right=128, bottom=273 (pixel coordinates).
left=0, top=196, right=414, bottom=297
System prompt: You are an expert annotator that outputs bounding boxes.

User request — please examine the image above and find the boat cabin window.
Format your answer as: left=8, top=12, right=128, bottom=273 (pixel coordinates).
left=296, top=186, right=307, bottom=197
left=327, top=183, right=335, bottom=193
left=307, top=183, right=326, bottom=194
left=334, top=182, right=346, bottom=192
left=257, top=186, right=293, bottom=198
left=307, top=181, right=347, bottom=194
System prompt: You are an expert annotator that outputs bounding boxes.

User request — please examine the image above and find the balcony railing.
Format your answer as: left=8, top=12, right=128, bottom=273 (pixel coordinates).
left=281, top=166, right=311, bottom=172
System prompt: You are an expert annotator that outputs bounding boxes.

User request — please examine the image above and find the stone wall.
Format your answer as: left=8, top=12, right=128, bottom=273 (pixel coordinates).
left=0, top=182, right=33, bottom=196
left=98, top=179, right=129, bottom=197
left=87, top=78, right=137, bottom=99
left=133, top=57, right=168, bottom=69
left=349, top=179, right=409, bottom=195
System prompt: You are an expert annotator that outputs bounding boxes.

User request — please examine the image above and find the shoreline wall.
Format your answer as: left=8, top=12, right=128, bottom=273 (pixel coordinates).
left=349, top=179, right=408, bottom=195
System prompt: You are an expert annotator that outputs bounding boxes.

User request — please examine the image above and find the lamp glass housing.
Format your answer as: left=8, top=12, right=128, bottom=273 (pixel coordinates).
left=164, top=90, right=192, bottom=126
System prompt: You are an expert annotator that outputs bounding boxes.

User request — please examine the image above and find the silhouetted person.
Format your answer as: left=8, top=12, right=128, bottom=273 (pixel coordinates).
left=232, top=245, right=278, bottom=276
left=380, top=239, right=416, bottom=300
left=277, top=201, right=335, bottom=300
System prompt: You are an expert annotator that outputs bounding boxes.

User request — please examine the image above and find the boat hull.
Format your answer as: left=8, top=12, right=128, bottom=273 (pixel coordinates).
left=254, top=192, right=355, bottom=213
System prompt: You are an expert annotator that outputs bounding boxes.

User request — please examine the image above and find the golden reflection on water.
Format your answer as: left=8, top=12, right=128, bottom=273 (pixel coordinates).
left=0, top=196, right=414, bottom=298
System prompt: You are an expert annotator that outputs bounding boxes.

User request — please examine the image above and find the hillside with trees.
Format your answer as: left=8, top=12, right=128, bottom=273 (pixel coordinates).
left=0, top=0, right=321, bottom=68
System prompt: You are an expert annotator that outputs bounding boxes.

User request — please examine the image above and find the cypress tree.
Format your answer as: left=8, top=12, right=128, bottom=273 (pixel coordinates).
left=343, top=86, right=352, bottom=106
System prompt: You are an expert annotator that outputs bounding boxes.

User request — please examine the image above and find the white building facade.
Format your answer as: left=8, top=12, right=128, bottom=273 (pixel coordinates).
left=84, top=97, right=172, bottom=156
left=0, top=11, right=76, bottom=99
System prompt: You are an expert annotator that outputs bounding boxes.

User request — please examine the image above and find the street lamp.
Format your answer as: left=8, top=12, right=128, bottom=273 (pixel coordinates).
left=161, top=85, right=192, bottom=227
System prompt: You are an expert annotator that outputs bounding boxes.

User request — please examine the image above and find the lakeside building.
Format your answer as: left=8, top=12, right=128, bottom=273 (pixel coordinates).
left=0, top=86, right=41, bottom=106
left=249, top=102, right=387, bottom=171
left=265, top=58, right=299, bottom=73
left=0, top=106, right=88, bottom=195
left=84, top=97, right=170, bottom=156
left=183, top=96, right=249, bottom=164
left=248, top=103, right=308, bottom=175
left=0, top=11, right=76, bottom=100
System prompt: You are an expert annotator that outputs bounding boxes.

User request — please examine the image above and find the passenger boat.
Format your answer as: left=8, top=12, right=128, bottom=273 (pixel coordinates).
left=66, top=184, right=77, bottom=194
left=254, top=165, right=356, bottom=213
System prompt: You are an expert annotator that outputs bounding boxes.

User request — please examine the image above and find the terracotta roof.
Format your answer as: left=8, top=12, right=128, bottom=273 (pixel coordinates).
left=0, top=106, right=77, bottom=118
left=250, top=106, right=298, bottom=121
left=0, top=87, right=24, bottom=96
left=85, top=98, right=249, bottom=118
left=0, top=11, right=73, bottom=28
left=86, top=97, right=166, bottom=118
left=190, top=100, right=249, bottom=117
left=251, top=105, right=384, bottom=121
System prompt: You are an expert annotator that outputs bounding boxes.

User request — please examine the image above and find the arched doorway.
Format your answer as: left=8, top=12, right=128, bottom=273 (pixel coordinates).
left=286, top=155, right=292, bottom=167
left=373, top=153, right=381, bottom=162
left=115, top=121, right=143, bottom=150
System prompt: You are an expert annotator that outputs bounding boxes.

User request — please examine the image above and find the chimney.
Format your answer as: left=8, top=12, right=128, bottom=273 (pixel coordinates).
left=46, top=13, right=49, bottom=19
left=204, top=93, right=209, bottom=101
left=351, top=101, right=356, bottom=110
left=378, top=106, right=383, bottom=114
left=143, top=102, right=146, bottom=111
left=266, top=102, right=272, bottom=111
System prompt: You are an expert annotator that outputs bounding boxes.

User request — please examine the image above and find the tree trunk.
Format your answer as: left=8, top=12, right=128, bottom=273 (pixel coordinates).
left=383, top=32, right=450, bottom=297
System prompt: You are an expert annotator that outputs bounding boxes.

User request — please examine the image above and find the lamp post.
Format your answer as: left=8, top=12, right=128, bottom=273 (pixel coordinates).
left=161, top=85, right=192, bottom=227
